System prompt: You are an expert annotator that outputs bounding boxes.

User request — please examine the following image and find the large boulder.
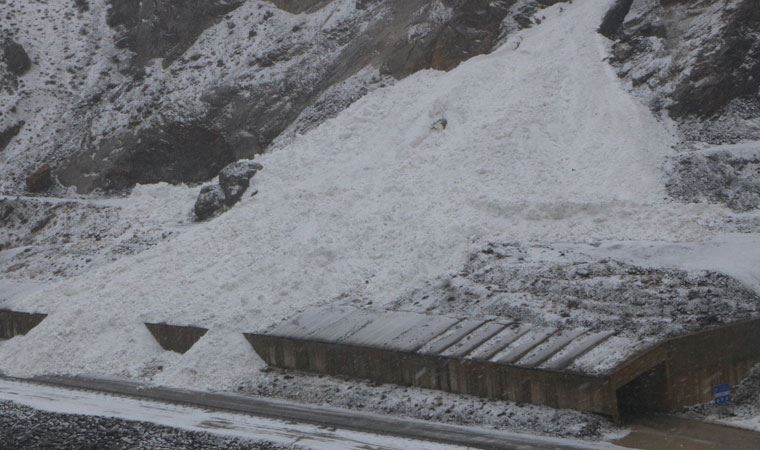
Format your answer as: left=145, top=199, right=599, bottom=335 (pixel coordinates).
left=193, top=159, right=262, bottom=220
left=218, top=160, right=263, bottom=205
left=193, top=184, right=226, bottom=221
left=2, top=39, right=31, bottom=75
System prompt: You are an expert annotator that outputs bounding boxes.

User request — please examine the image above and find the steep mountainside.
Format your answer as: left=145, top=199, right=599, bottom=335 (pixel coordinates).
left=0, top=0, right=560, bottom=194
left=602, top=0, right=760, bottom=211
left=2, top=0, right=760, bottom=439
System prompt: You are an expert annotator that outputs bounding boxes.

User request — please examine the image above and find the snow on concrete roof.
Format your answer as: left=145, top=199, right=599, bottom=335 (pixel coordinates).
left=265, top=307, right=620, bottom=374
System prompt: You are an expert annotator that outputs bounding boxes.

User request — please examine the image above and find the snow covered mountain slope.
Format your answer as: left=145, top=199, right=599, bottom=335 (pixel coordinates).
left=0, top=0, right=741, bottom=382
left=0, top=0, right=554, bottom=194
left=1, top=0, right=760, bottom=439
left=606, top=0, right=760, bottom=145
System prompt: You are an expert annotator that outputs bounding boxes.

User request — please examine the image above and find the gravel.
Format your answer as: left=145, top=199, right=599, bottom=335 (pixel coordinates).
left=0, top=400, right=291, bottom=450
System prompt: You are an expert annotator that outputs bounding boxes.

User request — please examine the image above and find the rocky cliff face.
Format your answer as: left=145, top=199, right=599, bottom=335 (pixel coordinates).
left=604, top=0, right=760, bottom=211
left=0, top=0, right=560, bottom=195
left=606, top=0, right=760, bottom=144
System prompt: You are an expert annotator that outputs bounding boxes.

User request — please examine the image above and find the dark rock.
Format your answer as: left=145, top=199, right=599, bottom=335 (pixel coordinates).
left=598, top=0, right=634, bottom=39
left=74, top=0, right=90, bottom=12
left=0, top=122, right=23, bottom=153
left=666, top=150, right=760, bottom=211
left=432, top=118, right=448, bottom=131
left=218, top=160, right=263, bottom=205
left=666, top=0, right=760, bottom=120
left=59, top=122, right=235, bottom=193
left=26, top=164, right=53, bottom=193
left=107, top=0, right=245, bottom=67
left=194, top=184, right=226, bottom=221
left=2, top=39, right=32, bottom=75
left=608, top=0, right=760, bottom=142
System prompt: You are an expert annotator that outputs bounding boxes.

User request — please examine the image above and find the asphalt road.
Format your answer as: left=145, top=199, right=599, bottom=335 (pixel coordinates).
left=0, top=375, right=619, bottom=450
left=5, top=375, right=758, bottom=449
left=613, top=415, right=760, bottom=450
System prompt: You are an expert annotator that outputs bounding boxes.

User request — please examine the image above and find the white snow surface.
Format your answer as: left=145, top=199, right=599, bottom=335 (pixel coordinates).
left=0, top=0, right=751, bottom=392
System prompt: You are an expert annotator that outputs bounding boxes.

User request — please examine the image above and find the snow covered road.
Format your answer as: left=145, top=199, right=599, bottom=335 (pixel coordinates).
left=0, top=376, right=623, bottom=449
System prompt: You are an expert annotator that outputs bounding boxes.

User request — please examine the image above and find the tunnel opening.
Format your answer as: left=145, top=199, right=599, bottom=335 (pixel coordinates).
left=616, top=362, right=669, bottom=420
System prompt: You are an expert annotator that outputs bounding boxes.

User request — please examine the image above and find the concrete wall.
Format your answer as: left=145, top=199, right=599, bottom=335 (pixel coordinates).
left=249, top=317, right=760, bottom=418
left=612, top=318, right=760, bottom=413
left=246, top=334, right=617, bottom=416
left=144, top=323, right=207, bottom=354
left=0, top=310, right=47, bottom=340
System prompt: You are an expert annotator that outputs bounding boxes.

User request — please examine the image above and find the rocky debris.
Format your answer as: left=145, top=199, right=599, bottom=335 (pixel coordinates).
left=219, top=160, right=263, bottom=205
left=0, top=400, right=286, bottom=450
left=25, top=164, right=53, bottom=193
left=0, top=195, right=184, bottom=279
left=2, top=38, right=31, bottom=75
left=606, top=0, right=760, bottom=144
left=194, top=184, right=226, bottom=221
left=393, top=243, right=760, bottom=340
left=0, top=121, right=23, bottom=153
left=194, top=160, right=262, bottom=220
left=666, top=149, right=760, bottom=211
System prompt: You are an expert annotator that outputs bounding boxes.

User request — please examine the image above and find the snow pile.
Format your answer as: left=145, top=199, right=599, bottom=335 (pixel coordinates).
left=0, top=0, right=755, bottom=422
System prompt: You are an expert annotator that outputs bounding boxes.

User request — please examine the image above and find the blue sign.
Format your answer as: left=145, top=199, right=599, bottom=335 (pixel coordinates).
left=713, top=384, right=732, bottom=405
left=713, top=384, right=731, bottom=394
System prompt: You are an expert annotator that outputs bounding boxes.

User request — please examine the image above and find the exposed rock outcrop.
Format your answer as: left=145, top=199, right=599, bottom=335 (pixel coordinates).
left=106, top=0, right=245, bottom=67
left=606, top=0, right=760, bottom=144
left=2, top=38, right=31, bottom=75
left=598, top=0, right=634, bottom=39
left=29, top=0, right=564, bottom=194
left=59, top=122, right=235, bottom=193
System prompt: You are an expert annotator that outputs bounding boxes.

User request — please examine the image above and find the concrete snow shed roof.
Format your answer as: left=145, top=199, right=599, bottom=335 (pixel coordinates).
left=262, top=307, right=615, bottom=374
